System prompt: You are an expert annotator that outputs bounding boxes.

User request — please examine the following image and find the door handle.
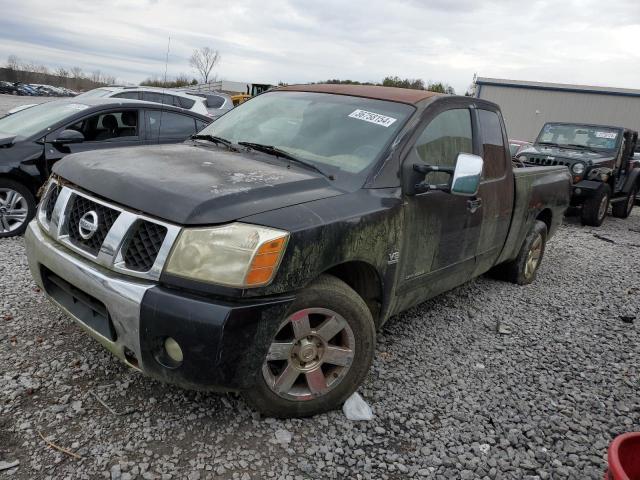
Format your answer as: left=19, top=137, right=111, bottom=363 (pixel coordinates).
left=467, top=198, right=482, bottom=213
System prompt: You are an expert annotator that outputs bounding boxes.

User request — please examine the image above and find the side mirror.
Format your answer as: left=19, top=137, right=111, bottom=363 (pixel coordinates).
left=410, top=153, right=483, bottom=196
left=450, top=153, right=483, bottom=196
left=52, top=129, right=85, bottom=144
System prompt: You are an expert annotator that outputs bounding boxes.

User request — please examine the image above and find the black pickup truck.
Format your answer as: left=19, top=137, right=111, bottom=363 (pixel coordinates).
left=516, top=122, right=639, bottom=226
left=25, top=85, right=571, bottom=417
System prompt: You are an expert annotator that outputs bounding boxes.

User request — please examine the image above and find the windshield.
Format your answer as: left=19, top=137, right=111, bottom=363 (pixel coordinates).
left=0, top=101, right=89, bottom=139
left=536, top=123, right=621, bottom=151
left=198, top=91, right=414, bottom=177
left=75, top=88, right=114, bottom=99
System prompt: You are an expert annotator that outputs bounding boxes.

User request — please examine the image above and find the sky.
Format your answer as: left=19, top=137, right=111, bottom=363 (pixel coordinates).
left=1, top=0, right=639, bottom=94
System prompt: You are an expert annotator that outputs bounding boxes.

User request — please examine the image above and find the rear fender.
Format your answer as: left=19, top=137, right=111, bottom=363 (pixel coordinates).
left=621, top=168, right=640, bottom=194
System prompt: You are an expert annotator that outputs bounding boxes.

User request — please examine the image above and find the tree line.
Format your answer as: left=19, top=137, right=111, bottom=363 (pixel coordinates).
left=3, top=55, right=116, bottom=90
left=323, top=76, right=457, bottom=94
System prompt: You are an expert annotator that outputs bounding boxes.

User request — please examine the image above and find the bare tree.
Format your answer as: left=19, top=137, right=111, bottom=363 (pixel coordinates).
left=70, top=66, right=84, bottom=79
left=90, top=70, right=103, bottom=83
left=6, top=55, right=20, bottom=71
left=35, top=64, right=49, bottom=75
left=55, top=67, right=69, bottom=78
left=189, top=47, right=220, bottom=84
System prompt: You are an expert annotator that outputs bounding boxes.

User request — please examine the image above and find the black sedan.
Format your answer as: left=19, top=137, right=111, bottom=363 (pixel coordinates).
left=0, top=98, right=211, bottom=237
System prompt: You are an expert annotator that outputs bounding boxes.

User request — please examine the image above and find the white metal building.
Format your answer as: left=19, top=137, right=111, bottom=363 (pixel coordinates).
left=475, top=77, right=640, bottom=141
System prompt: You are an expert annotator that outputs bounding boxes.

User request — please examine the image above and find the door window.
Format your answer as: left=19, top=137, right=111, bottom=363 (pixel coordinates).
left=147, top=111, right=197, bottom=138
left=414, top=109, right=473, bottom=184
left=67, top=110, right=139, bottom=141
left=206, top=95, right=225, bottom=109
left=112, top=92, right=140, bottom=100
left=175, top=96, right=196, bottom=109
left=478, top=109, right=508, bottom=179
left=142, top=92, right=167, bottom=105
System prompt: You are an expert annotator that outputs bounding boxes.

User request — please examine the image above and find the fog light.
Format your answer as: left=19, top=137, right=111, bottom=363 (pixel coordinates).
left=575, top=188, right=582, bottom=195
left=164, top=337, right=183, bottom=363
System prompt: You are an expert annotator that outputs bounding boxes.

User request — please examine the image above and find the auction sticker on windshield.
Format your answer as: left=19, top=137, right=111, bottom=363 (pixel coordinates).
left=349, top=109, right=397, bottom=127
left=595, top=131, right=617, bottom=139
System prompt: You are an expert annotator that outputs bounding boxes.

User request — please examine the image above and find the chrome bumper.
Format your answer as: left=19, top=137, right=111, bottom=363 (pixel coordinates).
left=25, top=220, right=154, bottom=370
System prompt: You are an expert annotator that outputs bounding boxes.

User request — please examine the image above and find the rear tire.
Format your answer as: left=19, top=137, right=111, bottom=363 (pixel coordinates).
left=581, top=184, right=610, bottom=227
left=242, top=274, right=376, bottom=418
left=0, top=179, right=36, bottom=238
left=492, top=220, right=548, bottom=285
left=611, top=184, right=637, bottom=219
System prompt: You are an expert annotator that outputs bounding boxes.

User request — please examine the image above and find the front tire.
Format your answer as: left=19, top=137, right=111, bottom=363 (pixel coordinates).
left=0, top=180, right=36, bottom=238
left=611, top=184, right=637, bottom=219
left=243, top=274, right=376, bottom=418
left=581, top=184, right=610, bottom=227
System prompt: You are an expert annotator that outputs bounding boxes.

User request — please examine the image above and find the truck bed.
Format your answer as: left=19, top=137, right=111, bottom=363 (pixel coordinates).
left=496, top=165, right=572, bottom=265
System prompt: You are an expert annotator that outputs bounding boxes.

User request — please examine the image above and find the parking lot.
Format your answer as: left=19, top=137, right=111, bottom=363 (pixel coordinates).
left=0, top=94, right=52, bottom=115
left=1, top=96, right=639, bottom=480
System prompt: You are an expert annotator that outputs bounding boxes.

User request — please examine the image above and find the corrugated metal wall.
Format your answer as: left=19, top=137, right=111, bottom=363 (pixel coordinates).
left=478, top=85, right=640, bottom=142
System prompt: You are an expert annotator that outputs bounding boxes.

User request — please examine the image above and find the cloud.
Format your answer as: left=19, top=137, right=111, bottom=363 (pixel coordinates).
left=0, top=0, right=639, bottom=93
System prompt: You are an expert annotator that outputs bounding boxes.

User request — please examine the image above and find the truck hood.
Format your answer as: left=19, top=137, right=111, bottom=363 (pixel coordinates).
left=53, top=143, right=345, bottom=225
left=518, top=145, right=615, bottom=165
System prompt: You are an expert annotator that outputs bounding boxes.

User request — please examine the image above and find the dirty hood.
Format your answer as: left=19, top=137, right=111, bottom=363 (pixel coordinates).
left=53, top=143, right=344, bottom=225
left=518, top=145, right=615, bottom=165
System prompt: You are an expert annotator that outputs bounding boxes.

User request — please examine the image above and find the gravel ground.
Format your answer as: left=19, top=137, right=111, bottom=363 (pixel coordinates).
left=1, top=209, right=639, bottom=479
left=0, top=94, right=56, bottom=116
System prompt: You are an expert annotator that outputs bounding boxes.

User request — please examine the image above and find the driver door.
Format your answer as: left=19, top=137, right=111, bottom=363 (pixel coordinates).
left=397, top=107, right=482, bottom=309
left=44, top=109, right=143, bottom=173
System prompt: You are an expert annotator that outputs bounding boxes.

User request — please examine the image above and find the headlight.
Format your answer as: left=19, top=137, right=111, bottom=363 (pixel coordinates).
left=572, top=163, right=585, bottom=175
left=164, top=223, right=289, bottom=287
left=518, top=155, right=527, bottom=162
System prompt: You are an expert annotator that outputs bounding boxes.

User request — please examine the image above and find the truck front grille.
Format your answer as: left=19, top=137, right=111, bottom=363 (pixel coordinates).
left=45, top=184, right=60, bottom=222
left=38, top=180, right=181, bottom=281
left=523, top=156, right=571, bottom=167
left=67, top=196, right=120, bottom=255
left=123, top=221, right=168, bottom=272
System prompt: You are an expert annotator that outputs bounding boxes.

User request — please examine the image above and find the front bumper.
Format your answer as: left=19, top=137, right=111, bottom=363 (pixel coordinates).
left=25, top=221, right=293, bottom=391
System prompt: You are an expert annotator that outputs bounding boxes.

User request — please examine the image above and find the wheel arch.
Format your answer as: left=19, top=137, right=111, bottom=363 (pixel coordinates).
left=323, top=260, right=383, bottom=326
left=0, top=171, right=41, bottom=197
left=535, top=208, right=552, bottom=233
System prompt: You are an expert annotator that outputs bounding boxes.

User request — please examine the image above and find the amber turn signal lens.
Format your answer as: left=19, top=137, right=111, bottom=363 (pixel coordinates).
left=245, top=235, right=288, bottom=286
left=258, top=237, right=287, bottom=254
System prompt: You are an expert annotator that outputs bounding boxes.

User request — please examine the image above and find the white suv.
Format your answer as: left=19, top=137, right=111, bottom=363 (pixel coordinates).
left=75, top=87, right=232, bottom=119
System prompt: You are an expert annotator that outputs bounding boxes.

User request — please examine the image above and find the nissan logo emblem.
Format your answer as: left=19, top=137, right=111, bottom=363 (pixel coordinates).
left=78, top=211, right=99, bottom=240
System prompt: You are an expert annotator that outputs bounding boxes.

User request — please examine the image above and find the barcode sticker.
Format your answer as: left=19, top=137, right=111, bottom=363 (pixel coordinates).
left=348, top=109, right=397, bottom=127
left=595, top=131, right=617, bottom=139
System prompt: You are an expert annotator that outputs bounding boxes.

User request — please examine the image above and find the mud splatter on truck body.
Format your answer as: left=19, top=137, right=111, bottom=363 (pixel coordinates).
left=25, top=84, right=571, bottom=416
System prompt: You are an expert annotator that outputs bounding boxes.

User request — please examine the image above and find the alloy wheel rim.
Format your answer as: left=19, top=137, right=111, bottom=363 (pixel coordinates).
left=598, top=195, right=608, bottom=220
left=262, top=307, right=355, bottom=401
left=525, top=234, right=543, bottom=279
left=0, top=188, right=28, bottom=233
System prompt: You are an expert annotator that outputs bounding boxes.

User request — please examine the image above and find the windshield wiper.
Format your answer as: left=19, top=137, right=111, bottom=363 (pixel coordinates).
left=238, top=141, right=334, bottom=180
left=191, top=134, right=235, bottom=149
left=565, top=143, right=598, bottom=153
left=537, top=141, right=557, bottom=147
